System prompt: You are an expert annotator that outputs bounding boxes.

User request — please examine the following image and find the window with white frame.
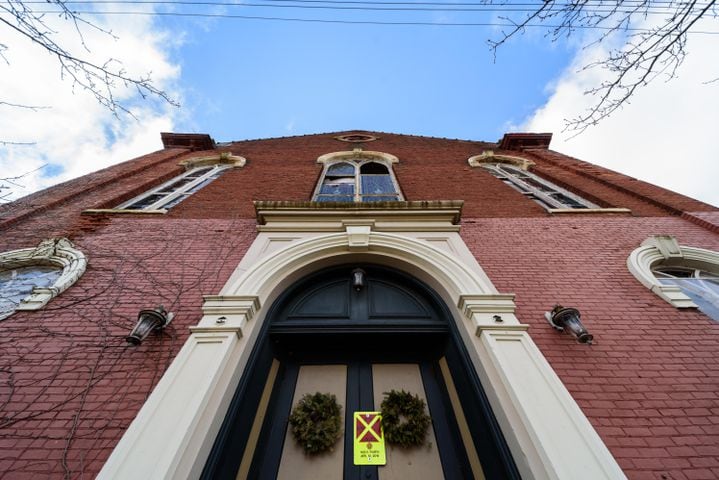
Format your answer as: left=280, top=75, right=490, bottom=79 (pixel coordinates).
left=314, top=159, right=402, bottom=202
left=628, top=235, right=719, bottom=322
left=0, top=238, right=87, bottom=321
left=482, top=163, right=598, bottom=210
left=117, top=164, right=231, bottom=211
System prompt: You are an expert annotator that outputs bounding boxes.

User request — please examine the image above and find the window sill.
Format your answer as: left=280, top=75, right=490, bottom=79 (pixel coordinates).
left=547, top=208, right=632, bottom=215
left=82, top=208, right=168, bottom=215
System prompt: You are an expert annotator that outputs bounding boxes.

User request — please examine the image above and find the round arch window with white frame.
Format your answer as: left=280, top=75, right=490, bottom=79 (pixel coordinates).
left=313, top=150, right=403, bottom=203
left=628, top=235, right=719, bottom=322
left=0, top=238, right=87, bottom=321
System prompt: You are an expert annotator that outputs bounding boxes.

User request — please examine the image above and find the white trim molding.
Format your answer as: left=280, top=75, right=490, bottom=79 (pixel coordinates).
left=628, top=235, right=719, bottom=308
left=178, top=151, right=246, bottom=169
left=1, top=238, right=87, bottom=314
left=99, top=206, right=626, bottom=480
left=468, top=150, right=535, bottom=170
left=317, top=148, right=399, bottom=166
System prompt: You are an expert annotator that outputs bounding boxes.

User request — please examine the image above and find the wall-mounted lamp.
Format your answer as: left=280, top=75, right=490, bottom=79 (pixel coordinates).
left=545, top=305, right=593, bottom=344
left=351, top=268, right=366, bottom=291
left=126, top=305, right=174, bottom=345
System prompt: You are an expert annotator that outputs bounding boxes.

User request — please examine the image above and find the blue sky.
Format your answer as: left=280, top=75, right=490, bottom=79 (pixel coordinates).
left=1, top=3, right=718, bottom=206
left=167, top=14, right=570, bottom=141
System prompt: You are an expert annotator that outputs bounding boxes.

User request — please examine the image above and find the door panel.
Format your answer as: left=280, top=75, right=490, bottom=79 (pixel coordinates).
left=371, top=364, right=444, bottom=480
left=276, top=365, right=347, bottom=480
left=261, top=360, right=472, bottom=480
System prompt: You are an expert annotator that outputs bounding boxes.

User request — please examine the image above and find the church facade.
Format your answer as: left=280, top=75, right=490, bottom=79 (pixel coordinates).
left=0, top=131, right=717, bottom=479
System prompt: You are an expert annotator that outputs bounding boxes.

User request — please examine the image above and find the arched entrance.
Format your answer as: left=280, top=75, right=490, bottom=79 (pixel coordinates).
left=98, top=206, right=626, bottom=480
left=202, top=265, right=519, bottom=479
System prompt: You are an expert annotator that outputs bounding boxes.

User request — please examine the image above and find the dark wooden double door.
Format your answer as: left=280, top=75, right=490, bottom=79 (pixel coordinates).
left=202, top=266, right=519, bottom=480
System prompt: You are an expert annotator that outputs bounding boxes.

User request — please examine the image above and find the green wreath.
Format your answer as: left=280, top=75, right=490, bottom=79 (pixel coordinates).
left=288, top=392, right=343, bottom=455
left=380, top=389, right=431, bottom=448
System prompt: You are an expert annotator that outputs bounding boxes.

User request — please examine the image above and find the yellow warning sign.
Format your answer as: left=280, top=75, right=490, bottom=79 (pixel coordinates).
left=353, top=411, right=386, bottom=465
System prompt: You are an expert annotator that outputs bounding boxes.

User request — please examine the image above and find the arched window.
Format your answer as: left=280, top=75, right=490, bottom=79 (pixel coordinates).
left=314, top=153, right=402, bottom=202
left=0, top=238, right=87, bottom=321
left=118, top=164, right=231, bottom=211
left=482, top=163, right=597, bottom=210
left=628, top=235, right=719, bottom=321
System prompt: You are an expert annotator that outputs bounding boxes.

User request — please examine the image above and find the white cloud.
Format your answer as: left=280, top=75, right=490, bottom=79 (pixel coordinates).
left=523, top=29, right=719, bottom=208
left=0, top=7, right=182, bottom=201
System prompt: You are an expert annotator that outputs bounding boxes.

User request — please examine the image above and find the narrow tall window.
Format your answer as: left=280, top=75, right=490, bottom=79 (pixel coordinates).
left=483, top=163, right=597, bottom=209
left=118, top=164, right=230, bottom=211
left=314, top=159, right=401, bottom=202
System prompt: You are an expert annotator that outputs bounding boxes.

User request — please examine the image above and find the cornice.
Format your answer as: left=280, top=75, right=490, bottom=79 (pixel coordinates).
left=254, top=200, right=463, bottom=232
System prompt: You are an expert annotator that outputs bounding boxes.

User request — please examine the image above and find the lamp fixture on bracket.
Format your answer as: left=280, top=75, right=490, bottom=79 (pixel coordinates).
left=545, top=305, right=594, bottom=344
left=126, top=305, right=174, bottom=345
left=352, top=268, right=366, bottom=291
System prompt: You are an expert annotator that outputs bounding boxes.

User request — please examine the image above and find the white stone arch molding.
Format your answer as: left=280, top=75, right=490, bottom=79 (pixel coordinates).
left=221, top=231, right=494, bottom=303
left=467, top=151, right=535, bottom=170
left=628, top=235, right=719, bottom=308
left=178, top=151, right=246, bottom=169
left=0, top=237, right=87, bottom=314
left=99, top=225, right=626, bottom=480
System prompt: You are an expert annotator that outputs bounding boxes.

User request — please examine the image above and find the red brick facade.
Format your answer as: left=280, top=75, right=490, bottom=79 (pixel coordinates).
left=0, top=131, right=717, bottom=479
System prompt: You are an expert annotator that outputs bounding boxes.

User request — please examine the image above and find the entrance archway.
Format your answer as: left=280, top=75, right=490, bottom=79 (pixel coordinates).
left=98, top=209, right=625, bottom=480
left=202, top=265, right=519, bottom=479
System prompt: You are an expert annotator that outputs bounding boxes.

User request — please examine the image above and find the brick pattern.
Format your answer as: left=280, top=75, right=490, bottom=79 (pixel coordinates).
left=461, top=216, right=719, bottom=480
left=0, top=218, right=255, bottom=478
left=0, top=131, right=717, bottom=479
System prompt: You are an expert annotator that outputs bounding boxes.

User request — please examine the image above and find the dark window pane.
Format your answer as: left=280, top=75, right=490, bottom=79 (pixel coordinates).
left=549, top=193, right=586, bottom=209
left=126, top=193, right=166, bottom=210
left=655, top=268, right=694, bottom=278
left=184, top=166, right=213, bottom=178
left=360, top=162, right=389, bottom=174
left=523, top=177, right=556, bottom=194
left=161, top=194, right=191, bottom=209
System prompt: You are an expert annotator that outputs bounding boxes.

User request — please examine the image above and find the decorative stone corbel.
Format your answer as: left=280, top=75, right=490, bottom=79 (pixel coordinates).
left=458, top=294, right=529, bottom=335
left=640, top=235, right=683, bottom=259
left=191, top=295, right=262, bottom=338
left=345, top=224, right=372, bottom=251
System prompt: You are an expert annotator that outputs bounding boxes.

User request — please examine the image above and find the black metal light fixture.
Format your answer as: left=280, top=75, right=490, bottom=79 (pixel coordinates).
left=545, top=305, right=594, bottom=344
left=126, top=305, right=174, bottom=345
left=351, top=268, right=366, bottom=291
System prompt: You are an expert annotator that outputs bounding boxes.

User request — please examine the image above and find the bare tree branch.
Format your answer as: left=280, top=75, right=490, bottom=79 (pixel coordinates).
left=0, top=0, right=179, bottom=119
left=0, top=165, right=45, bottom=203
left=488, top=0, right=719, bottom=133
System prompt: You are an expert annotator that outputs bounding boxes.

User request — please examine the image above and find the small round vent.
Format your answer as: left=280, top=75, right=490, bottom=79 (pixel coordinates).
left=334, top=134, right=378, bottom=143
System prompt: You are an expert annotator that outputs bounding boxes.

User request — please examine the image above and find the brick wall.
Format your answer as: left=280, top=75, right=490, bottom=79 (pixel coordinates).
left=461, top=216, right=719, bottom=480
left=0, top=131, right=717, bottom=478
left=0, top=218, right=255, bottom=478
